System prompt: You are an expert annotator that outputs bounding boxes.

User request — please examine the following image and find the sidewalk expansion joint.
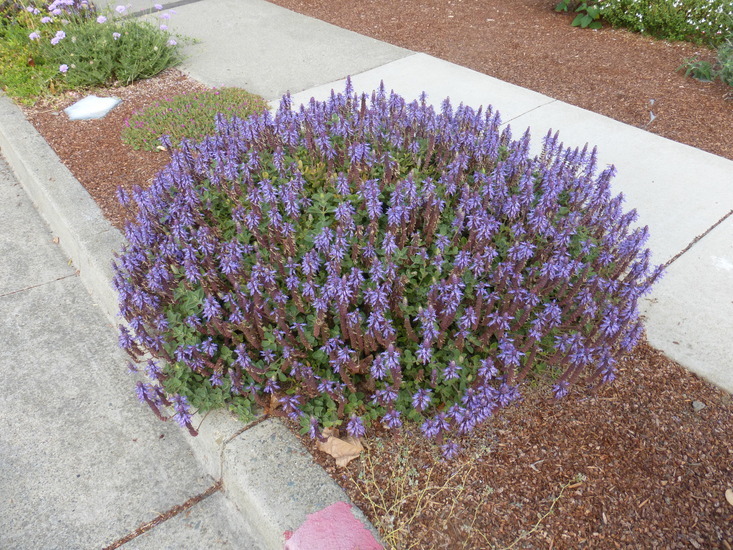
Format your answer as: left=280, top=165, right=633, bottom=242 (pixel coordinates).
left=500, top=99, right=558, bottom=127
left=101, top=480, right=222, bottom=550
left=663, top=208, right=733, bottom=269
left=0, top=272, right=78, bottom=298
left=224, top=414, right=271, bottom=445
left=125, top=0, right=205, bottom=19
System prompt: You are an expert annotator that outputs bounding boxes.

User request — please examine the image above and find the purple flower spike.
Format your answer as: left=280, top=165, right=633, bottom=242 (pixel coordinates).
left=412, top=389, right=432, bottom=412
left=346, top=415, right=366, bottom=438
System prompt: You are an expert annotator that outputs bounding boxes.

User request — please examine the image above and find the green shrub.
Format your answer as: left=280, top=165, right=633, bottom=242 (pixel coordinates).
left=40, top=19, right=183, bottom=88
left=0, top=1, right=183, bottom=101
left=555, top=0, right=602, bottom=30
left=681, top=38, right=733, bottom=87
left=0, top=21, right=59, bottom=101
left=121, top=88, right=270, bottom=151
left=718, top=40, right=733, bottom=86
left=597, top=0, right=733, bottom=46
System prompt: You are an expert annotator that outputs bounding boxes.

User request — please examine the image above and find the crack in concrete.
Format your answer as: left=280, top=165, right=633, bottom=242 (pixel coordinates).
left=102, top=480, right=222, bottom=549
left=663, top=209, right=733, bottom=269
left=0, top=272, right=78, bottom=298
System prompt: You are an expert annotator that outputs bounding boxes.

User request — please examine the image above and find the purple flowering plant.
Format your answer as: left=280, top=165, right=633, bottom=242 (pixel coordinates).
left=1, top=0, right=181, bottom=99
left=114, top=79, right=662, bottom=456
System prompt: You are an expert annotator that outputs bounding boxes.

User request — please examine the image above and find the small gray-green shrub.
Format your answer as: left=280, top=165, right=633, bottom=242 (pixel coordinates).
left=122, top=88, right=270, bottom=151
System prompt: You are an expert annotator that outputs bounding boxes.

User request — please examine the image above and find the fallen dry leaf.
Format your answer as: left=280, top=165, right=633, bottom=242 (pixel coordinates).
left=268, top=393, right=281, bottom=412
left=726, top=488, right=733, bottom=507
left=316, top=427, right=364, bottom=467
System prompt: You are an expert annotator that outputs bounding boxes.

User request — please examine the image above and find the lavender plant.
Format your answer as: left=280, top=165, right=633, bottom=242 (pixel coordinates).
left=114, top=80, right=662, bottom=456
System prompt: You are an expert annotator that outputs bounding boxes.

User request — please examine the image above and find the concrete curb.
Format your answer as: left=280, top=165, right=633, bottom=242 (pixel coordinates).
left=0, top=92, right=382, bottom=548
left=0, top=94, right=123, bottom=321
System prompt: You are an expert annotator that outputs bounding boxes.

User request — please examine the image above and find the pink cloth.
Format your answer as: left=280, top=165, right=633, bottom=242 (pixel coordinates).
left=283, top=501, right=382, bottom=550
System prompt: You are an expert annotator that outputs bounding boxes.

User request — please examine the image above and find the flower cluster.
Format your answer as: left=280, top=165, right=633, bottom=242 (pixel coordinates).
left=597, top=0, right=733, bottom=46
left=114, top=80, right=662, bottom=456
left=23, top=1, right=178, bottom=76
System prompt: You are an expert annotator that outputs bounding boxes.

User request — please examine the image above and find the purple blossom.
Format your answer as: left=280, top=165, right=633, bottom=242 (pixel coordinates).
left=497, top=338, right=524, bottom=368
left=260, top=349, right=277, bottom=364
left=478, top=358, right=498, bottom=380
left=279, top=394, right=304, bottom=420
left=441, top=440, right=460, bottom=460
left=381, top=344, right=400, bottom=371
left=553, top=380, right=570, bottom=399
left=416, top=342, right=433, bottom=365
left=200, top=338, right=217, bottom=357
left=171, top=394, right=193, bottom=428
left=202, top=296, right=222, bottom=321
left=382, top=409, right=402, bottom=429
left=382, top=232, right=398, bottom=255
left=412, top=388, right=432, bottom=412
left=50, top=30, right=65, bottom=45
left=372, top=386, right=399, bottom=405
left=370, top=355, right=387, bottom=380
left=442, top=360, right=462, bottom=381
left=346, top=415, right=366, bottom=438
left=420, top=417, right=443, bottom=439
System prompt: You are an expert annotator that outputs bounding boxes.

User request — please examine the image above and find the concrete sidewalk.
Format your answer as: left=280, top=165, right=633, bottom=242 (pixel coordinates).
left=1, top=0, right=732, bottom=548
left=0, top=156, right=262, bottom=548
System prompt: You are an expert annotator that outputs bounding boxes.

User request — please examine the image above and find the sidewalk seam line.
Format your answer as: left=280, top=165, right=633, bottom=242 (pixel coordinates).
left=663, top=208, right=733, bottom=269
left=500, top=98, right=558, bottom=126
left=124, top=0, right=205, bottom=20
left=0, top=272, right=78, bottom=298
left=101, top=480, right=223, bottom=550
left=224, top=414, right=271, bottom=445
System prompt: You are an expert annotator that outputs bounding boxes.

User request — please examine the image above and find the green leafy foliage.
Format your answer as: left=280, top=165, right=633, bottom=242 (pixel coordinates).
left=680, top=58, right=716, bottom=81
left=718, top=39, right=733, bottom=86
left=555, top=0, right=733, bottom=45
left=0, top=1, right=184, bottom=101
left=680, top=38, right=733, bottom=87
left=598, top=0, right=732, bottom=46
left=40, top=19, right=183, bottom=88
left=0, top=22, right=58, bottom=101
left=572, top=2, right=602, bottom=30
left=121, top=88, right=270, bottom=151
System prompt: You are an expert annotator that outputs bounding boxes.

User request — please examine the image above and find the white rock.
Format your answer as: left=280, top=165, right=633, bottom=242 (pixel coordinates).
left=691, top=400, right=706, bottom=412
left=64, top=95, right=122, bottom=120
